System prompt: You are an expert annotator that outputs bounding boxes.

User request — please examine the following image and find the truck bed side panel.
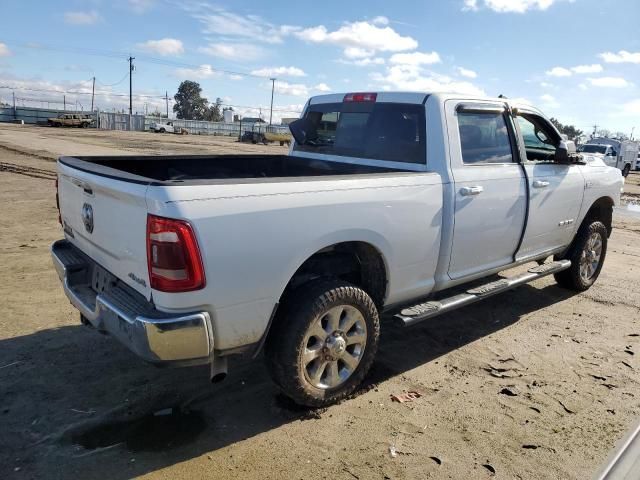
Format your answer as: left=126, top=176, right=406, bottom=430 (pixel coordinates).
left=146, top=173, right=443, bottom=350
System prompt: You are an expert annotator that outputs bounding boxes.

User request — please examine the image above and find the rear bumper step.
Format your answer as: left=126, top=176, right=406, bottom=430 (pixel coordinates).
left=51, top=239, right=214, bottom=365
left=394, top=260, right=571, bottom=327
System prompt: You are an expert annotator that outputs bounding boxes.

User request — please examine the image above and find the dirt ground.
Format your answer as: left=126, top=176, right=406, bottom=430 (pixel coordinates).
left=1, top=124, right=639, bottom=480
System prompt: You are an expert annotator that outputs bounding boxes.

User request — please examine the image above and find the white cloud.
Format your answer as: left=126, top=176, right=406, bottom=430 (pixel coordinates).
left=540, top=81, right=553, bottom=88
left=295, top=20, right=418, bottom=55
left=599, top=50, right=640, bottom=64
left=128, top=0, right=155, bottom=13
left=463, top=0, right=479, bottom=11
left=622, top=99, right=640, bottom=115
left=539, top=93, right=559, bottom=107
left=371, top=65, right=485, bottom=96
left=389, top=51, right=441, bottom=66
left=250, top=66, right=306, bottom=77
left=339, top=57, right=385, bottom=67
left=468, top=0, right=557, bottom=13
left=0, top=43, right=10, bottom=57
left=198, top=43, right=265, bottom=61
left=456, top=66, right=477, bottom=78
left=271, top=81, right=332, bottom=97
left=578, top=83, right=588, bottom=91
left=274, top=81, right=311, bottom=97
left=64, top=11, right=100, bottom=25
left=174, top=64, right=219, bottom=80
left=344, top=47, right=375, bottom=59
left=137, top=38, right=184, bottom=56
left=546, top=66, right=572, bottom=77
left=546, top=63, right=603, bottom=77
left=371, top=16, right=389, bottom=25
left=188, top=6, right=287, bottom=44
left=571, top=64, right=602, bottom=74
left=588, top=77, right=630, bottom=88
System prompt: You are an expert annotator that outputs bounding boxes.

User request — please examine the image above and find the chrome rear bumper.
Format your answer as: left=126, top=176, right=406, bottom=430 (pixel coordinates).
left=51, top=239, right=213, bottom=365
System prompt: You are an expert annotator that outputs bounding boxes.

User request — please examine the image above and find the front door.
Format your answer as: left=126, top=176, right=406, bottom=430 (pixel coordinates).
left=446, top=101, right=527, bottom=280
left=514, top=112, right=584, bottom=260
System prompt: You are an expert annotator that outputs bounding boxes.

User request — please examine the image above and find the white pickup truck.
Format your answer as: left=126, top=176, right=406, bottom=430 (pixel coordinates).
left=52, top=92, right=623, bottom=406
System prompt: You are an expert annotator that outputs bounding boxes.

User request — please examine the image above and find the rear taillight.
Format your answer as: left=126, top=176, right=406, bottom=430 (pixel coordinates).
left=55, top=177, right=62, bottom=225
left=146, top=215, right=205, bottom=292
left=343, top=92, right=377, bottom=103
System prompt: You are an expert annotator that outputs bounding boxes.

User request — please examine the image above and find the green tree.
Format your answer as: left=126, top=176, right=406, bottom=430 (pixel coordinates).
left=549, top=117, right=584, bottom=141
left=205, top=97, right=223, bottom=122
left=173, top=80, right=209, bottom=120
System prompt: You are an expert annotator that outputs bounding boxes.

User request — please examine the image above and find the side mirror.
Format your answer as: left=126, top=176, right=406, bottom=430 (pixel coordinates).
left=555, top=140, right=576, bottom=164
left=288, top=117, right=316, bottom=146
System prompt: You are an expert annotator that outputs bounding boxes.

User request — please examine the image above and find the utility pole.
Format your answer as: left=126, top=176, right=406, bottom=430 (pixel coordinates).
left=165, top=91, right=169, bottom=118
left=63, top=95, right=66, bottom=112
left=91, top=76, right=95, bottom=111
left=269, top=78, right=275, bottom=125
left=128, top=56, right=135, bottom=115
left=12, top=91, right=16, bottom=120
left=592, top=124, right=598, bottom=139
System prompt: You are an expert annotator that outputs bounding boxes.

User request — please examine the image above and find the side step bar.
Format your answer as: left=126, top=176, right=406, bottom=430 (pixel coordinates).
left=394, top=260, right=571, bottom=327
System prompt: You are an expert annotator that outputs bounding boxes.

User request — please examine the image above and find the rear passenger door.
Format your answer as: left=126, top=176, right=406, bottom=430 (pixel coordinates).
left=446, top=101, right=527, bottom=280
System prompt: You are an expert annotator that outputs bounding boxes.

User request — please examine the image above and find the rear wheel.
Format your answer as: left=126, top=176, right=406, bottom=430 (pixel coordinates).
left=159, top=128, right=166, bottom=133
left=265, top=280, right=380, bottom=407
left=622, top=164, right=631, bottom=177
left=554, top=220, right=608, bottom=291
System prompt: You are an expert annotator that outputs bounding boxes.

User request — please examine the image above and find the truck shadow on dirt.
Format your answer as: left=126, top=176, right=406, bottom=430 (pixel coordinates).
left=0, top=283, right=576, bottom=480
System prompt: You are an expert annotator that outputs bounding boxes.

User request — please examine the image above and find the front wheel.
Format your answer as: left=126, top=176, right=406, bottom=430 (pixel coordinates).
left=554, top=220, right=608, bottom=291
left=265, top=280, right=380, bottom=407
left=622, top=164, right=631, bottom=177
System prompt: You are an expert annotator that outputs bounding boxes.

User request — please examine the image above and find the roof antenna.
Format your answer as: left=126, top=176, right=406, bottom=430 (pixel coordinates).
left=498, top=94, right=507, bottom=99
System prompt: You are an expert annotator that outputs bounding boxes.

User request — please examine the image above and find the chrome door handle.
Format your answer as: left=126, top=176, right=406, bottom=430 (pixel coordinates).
left=460, top=186, right=484, bottom=196
left=533, top=180, right=550, bottom=188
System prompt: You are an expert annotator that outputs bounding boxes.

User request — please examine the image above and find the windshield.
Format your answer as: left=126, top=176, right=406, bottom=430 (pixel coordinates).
left=293, top=102, right=426, bottom=164
left=579, top=145, right=608, bottom=154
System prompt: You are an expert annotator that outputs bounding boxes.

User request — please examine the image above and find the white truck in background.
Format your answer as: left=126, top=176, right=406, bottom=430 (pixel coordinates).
left=578, top=138, right=638, bottom=177
left=52, top=92, right=623, bottom=407
left=149, top=121, right=187, bottom=135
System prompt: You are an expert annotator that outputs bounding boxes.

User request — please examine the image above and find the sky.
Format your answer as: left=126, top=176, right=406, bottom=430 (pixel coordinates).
left=0, top=0, right=639, bottom=133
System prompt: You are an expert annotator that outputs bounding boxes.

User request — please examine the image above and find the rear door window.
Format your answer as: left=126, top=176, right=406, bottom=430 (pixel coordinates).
left=293, top=102, right=426, bottom=164
left=457, top=112, right=514, bottom=164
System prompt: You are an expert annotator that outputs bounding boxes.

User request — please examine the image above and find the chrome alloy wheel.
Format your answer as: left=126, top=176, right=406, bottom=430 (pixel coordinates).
left=579, top=231, right=603, bottom=282
left=301, top=305, right=368, bottom=390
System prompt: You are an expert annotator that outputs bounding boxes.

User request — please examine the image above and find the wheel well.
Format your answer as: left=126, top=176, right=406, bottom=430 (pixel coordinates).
left=584, top=196, right=614, bottom=236
left=281, top=242, right=387, bottom=308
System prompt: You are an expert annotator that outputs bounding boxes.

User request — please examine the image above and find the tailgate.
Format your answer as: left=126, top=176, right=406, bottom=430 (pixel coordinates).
left=58, top=161, right=152, bottom=299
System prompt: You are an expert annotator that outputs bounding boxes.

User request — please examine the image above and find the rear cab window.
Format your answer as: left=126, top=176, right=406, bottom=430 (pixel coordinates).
left=293, top=100, right=426, bottom=165
left=457, top=111, right=514, bottom=164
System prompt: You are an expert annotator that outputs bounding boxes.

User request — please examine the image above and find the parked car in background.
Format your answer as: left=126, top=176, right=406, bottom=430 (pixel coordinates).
left=48, top=113, right=94, bottom=128
left=149, top=121, right=187, bottom=134
left=52, top=91, right=622, bottom=406
left=578, top=138, right=638, bottom=177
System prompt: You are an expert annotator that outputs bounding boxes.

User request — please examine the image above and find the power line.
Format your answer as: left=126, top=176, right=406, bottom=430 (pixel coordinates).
left=0, top=85, right=165, bottom=99
left=96, top=72, right=129, bottom=87
left=10, top=42, right=287, bottom=81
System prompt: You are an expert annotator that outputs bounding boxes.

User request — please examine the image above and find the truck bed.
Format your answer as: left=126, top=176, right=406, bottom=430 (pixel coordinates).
left=59, top=154, right=406, bottom=185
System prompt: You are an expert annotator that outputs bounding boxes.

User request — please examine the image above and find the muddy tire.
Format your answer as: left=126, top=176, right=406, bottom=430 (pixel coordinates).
left=554, top=220, right=608, bottom=291
left=265, top=280, right=380, bottom=407
left=622, top=164, right=631, bottom=177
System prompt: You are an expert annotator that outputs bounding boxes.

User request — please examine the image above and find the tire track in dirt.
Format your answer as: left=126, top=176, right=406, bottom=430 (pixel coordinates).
left=0, top=161, right=57, bottom=180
